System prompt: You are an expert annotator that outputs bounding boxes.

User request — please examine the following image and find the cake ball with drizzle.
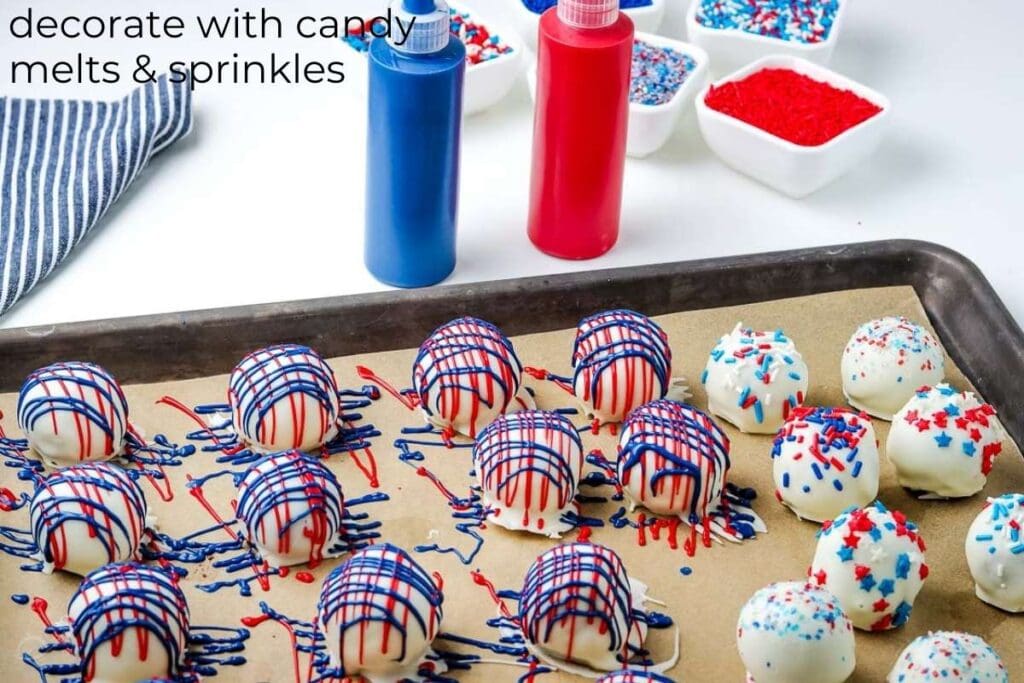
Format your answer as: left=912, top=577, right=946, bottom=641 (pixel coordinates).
left=228, top=343, right=342, bottom=453
left=841, top=316, right=945, bottom=420
left=473, top=410, right=584, bottom=536
left=771, top=406, right=880, bottom=523
left=571, top=310, right=672, bottom=424
left=235, top=449, right=344, bottom=568
left=317, top=543, right=443, bottom=682
left=413, top=317, right=528, bottom=438
left=618, top=400, right=728, bottom=521
left=30, top=463, right=150, bottom=575
left=17, top=361, right=131, bottom=468
left=887, top=384, right=1003, bottom=498
left=887, top=631, right=1007, bottom=683
left=520, top=542, right=652, bottom=673
left=809, top=501, right=928, bottom=631
left=702, top=323, right=808, bottom=434
left=736, top=581, right=855, bottom=683
left=69, top=562, right=190, bottom=683
left=966, top=493, right=1024, bottom=613
left=596, top=671, right=675, bottom=683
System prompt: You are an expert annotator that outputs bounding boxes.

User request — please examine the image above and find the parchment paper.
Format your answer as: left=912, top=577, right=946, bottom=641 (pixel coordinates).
left=0, top=285, right=1021, bottom=682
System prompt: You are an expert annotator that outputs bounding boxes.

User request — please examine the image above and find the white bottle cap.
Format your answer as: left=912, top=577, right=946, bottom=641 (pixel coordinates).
left=557, top=0, right=619, bottom=28
left=389, top=0, right=452, bottom=54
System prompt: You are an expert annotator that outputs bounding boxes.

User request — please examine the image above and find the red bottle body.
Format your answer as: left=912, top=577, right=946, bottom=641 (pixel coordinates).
left=527, top=8, right=634, bottom=260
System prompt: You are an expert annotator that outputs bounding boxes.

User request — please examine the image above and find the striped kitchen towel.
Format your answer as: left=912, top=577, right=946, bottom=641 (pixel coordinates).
left=0, top=74, right=192, bottom=316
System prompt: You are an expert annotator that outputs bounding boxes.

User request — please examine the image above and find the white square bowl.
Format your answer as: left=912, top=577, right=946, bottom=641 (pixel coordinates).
left=527, top=33, right=709, bottom=158
left=695, top=55, right=891, bottom=198
left=450, top=1, right=528, bottom=116
left=686, top=0, right=848, bottom=76
left=509, top=0, right=666, bottom=49
left=626, top=33, right=709, bottom=158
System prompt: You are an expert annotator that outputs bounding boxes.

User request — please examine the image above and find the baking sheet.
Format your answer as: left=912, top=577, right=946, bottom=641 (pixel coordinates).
left=0, top=284, right=1021, bottom=682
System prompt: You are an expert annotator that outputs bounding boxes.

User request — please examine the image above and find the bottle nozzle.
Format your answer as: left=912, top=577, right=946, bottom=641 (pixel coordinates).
left=390, top=0, right=451, bottom=54
left=557, top=0, right=619, bottom=28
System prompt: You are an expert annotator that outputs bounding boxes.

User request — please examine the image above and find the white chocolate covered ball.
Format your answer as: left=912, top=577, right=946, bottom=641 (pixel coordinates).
left=31, top=463, right=149, bottom=576
left=887, top=384, right=1004, bottom=498
left=520, top=542, right=645, bottom=672
left=736, top=581, right=855, bottom=683
left=473, top=410, right=584, bottom=536
left=69, top=563, right=190, bottom=683
left=809, top=502, right=928, bottom=631
left=887, top=631, right=1007, bottom=683
left=235, top=450, right=344, bottom=568
left=571, top=310, right=672, bottom=424
left=228, top=344, right=342, bottom=453
left=317, top=544, right=443, bottom=682
left=966, top=493, right=1024, bottom=613
left=618, top=399, right=729, bottom=522
left=702, top=323, right=808, bottom=434
left=771, top=407, right=880, bottom=523
left=17, top=361, right=130, bottom=468
left=413, top=317, right=526, bottom=438
left=841, top=317, right=944, bottom=420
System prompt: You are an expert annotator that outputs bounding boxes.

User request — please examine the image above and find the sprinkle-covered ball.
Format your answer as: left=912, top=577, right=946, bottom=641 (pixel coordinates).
left=702, top=323, right=808, bottom=434
left=17, top=361, right=130, bottom=468
left=31, top=463, right=149, bottom=576
left=887, top=631, right=1007, bottom=683
left=235, top=450, right=344, bottom=568
left=771, top=406, right=880, bottom=523
left=966, top=493, right=1024, bottom=613
left=413, top=317, right=526, bottom=438
left=317, top=544, right=443, bottom=681
left=809, top=501, right=928, bottom=631
left=841, top=316, right=944, bottom=420
left=69, top=563, right=190, bottom=683
left=571, top=310, right=672, bottom=424
left=228, top=344, right=342, bottom=453
left=618, top=400, right=729, bottom=522
left=736, top=581, right=855, bottom=683
left=520, top=542, right=643, bottom=672
left=473, top=410, right=584, bottom=537
left=887, top=384, right=1003, bottom=498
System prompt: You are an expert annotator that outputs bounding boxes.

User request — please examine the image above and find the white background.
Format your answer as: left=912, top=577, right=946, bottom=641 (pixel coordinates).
left=1, top=0, right=1022, bottom=330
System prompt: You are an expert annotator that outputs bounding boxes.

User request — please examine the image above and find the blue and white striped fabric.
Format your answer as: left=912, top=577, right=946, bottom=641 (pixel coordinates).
left=0, top=74, right=192, bottom=316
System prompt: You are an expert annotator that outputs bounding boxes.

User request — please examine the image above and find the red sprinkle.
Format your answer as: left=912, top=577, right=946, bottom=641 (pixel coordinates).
left=704, top=68, right=882, bottom=146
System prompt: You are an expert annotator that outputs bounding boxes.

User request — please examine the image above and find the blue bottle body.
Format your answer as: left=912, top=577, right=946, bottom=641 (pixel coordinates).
left=365, top=37, right=466, bottom=288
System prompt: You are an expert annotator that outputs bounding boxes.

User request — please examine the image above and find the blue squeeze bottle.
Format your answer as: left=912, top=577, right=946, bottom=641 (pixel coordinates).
left=365, top=0, right=466, bottom=288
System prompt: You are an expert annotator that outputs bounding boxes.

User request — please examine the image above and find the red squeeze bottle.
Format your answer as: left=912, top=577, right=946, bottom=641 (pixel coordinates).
left=527, top=0, right=634, bottom=260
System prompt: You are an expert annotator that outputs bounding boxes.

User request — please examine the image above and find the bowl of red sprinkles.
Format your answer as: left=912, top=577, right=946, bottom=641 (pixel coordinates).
left=696, top=55, right=890, bottom=198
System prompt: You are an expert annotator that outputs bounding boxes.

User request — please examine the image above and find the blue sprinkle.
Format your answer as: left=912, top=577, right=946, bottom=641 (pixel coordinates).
left=680, top=566, right=693, bottom=576
left=962, top=441, right=976, bottom=456
left=10, top=594, right=29, bottom=605
left=934, top=432, right=953, bottom=448
left=832, top=479, right=844, bottom=492
left=894, top=553, right=911, bottom=580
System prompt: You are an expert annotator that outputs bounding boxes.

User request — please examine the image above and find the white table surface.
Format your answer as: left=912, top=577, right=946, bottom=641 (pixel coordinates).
left=1, top=0, right=1021, bottom=331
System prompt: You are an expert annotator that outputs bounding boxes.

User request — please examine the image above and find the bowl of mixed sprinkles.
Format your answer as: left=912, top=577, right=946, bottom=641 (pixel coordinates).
left=686, top=0, right=847, bottom=75
left=343, top=1, right=525, bottom=116
left=628, top=33, right=709, bottom=157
